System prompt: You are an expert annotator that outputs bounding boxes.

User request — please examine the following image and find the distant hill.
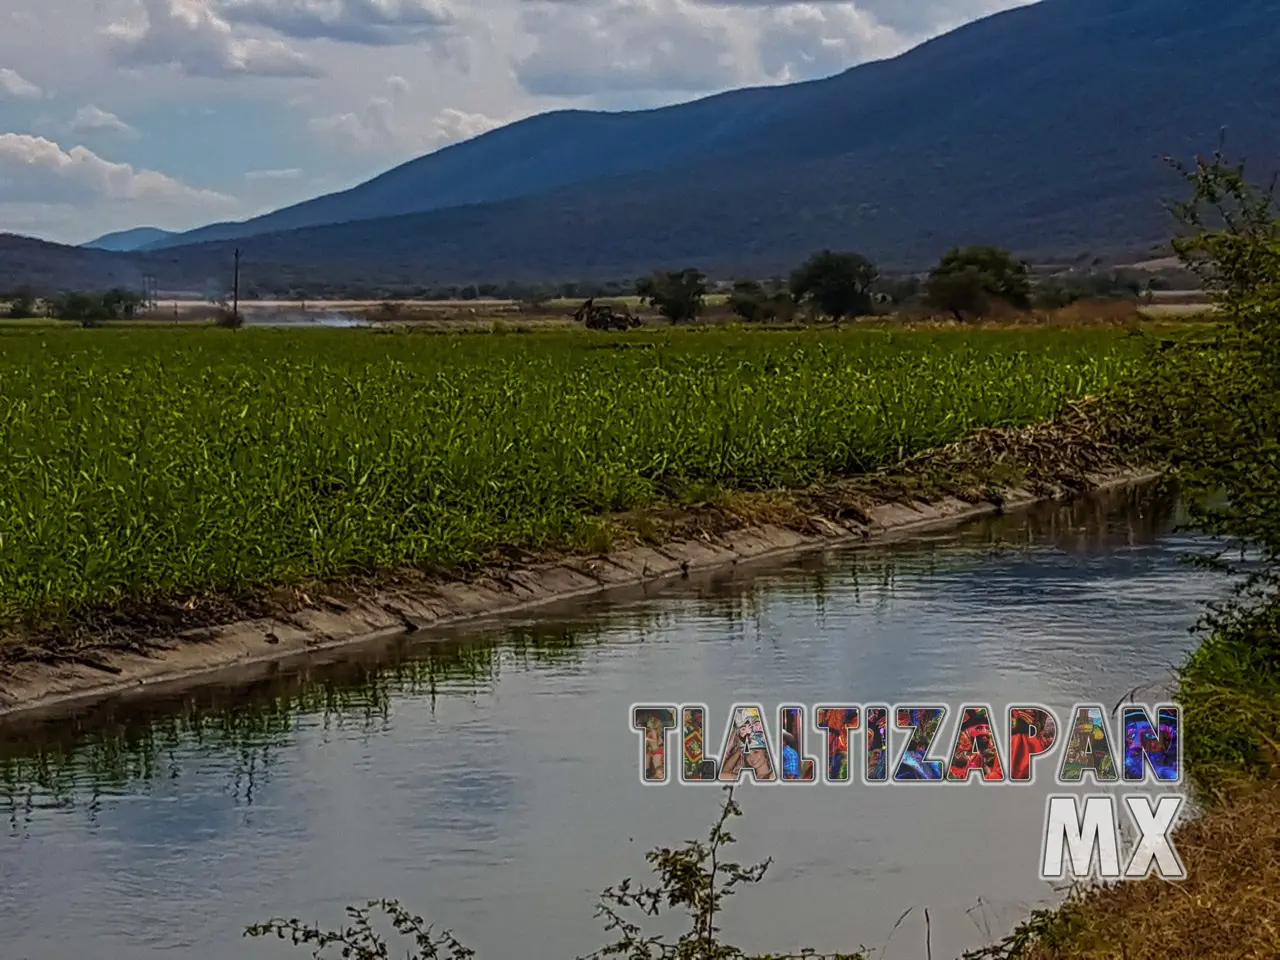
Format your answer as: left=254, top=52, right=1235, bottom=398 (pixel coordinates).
left=1, top=234, right=147, bottom=292
left=82, top=227, right=177, bottom=252
left=5, top=0, right=1279, bottom=293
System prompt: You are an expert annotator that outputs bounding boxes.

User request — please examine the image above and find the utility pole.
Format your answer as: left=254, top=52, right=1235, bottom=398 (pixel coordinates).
left=232, top=248, right=241, bottom=320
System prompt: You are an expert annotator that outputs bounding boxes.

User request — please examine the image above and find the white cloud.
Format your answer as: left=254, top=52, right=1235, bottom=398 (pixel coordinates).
left=106, top=0, right=321, bottom=78
left=697, top=0, right=1032, bottom=36
left=70, top=105, right=139, bottom=136
left=432, top=106, right=503, bottom=144
left=0, top=133, right=232, bottom=206
left=0, top=132, right=241, bottom=242
left=218, top=0, right=458, bottom=45
left=308, top=96, right=398, bottom=143
left=0, top=67, right=42, bottom=99
left=244, top=166, right=302, bottom=179
left=756, top=3, right=901, bottom=82
left=516, top=0, right=744, bottom=97
left=512, top=0, right=919, bottom=98
left=308, top=75, right=503, bottom=151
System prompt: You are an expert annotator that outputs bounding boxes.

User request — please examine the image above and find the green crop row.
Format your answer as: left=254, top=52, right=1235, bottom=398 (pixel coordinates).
left=0, top=326, right=1143, bottom=622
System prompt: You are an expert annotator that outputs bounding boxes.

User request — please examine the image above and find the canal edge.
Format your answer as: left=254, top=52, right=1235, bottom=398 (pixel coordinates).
left=0, top=467, right=1162, bottom=721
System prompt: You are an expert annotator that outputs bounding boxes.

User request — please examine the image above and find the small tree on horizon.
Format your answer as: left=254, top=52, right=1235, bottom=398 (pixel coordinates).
left=48, top=291, right=115, bottom=327
left=3, top=286, right=37, bottom=319
left=728, top=279, right=794, bottom=323
left=926, top=245, right=1031, bottom=321
left=636, top=268, right=707, bottom=323
left=788, top=250, right=878, bottom=326
left=102, top=287, right=143, bottom=319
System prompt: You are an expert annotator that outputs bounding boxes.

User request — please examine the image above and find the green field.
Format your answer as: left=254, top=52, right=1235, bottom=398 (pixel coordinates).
left=0, top=326, right=1146, bottom=624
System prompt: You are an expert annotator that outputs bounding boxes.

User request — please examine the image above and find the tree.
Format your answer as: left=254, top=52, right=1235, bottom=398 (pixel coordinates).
left=1031, top=281, right=1081, bottom=310
left=102, top=287, right=143, bottom=319
left=788, top=250, right=878, bottom=326
left=728, top=280, right=794, bottom=323
left=48, top=291, right=111, bottom=327
left=728, top=281, right=767, bottom=322
left=3, top=286, right=36, bottom=319
left=926, top=267, right=989, bottom=320
left=1125, top=151, right=1280, bottom=792
left=926, top=245, right=1031, bottom=321
left=635, top=268, right=707, bottom=323
left=875, top=275, right=922, bottom=306
left=45, top=288, right=146, bottom=326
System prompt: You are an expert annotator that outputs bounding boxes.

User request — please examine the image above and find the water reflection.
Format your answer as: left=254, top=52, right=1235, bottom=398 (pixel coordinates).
left=0, top=626, right=605, bottom=821
left=0, top=485, right=1231, bottom=960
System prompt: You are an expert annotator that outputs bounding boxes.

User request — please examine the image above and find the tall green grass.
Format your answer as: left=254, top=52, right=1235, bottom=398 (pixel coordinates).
left=0, top=327, right=1142, bottom=622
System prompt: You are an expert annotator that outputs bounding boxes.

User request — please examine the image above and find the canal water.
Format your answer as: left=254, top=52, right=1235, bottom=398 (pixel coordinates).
left=0, top=486, right=1230, bottom=960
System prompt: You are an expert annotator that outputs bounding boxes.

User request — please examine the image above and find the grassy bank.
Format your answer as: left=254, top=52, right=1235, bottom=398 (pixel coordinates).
left=959, top=157, right=1280, bottom=960
left=0, top=325, right=1150, bottom=642
left=976, top=613, right=1280, bottom=959
left=1002, top=568, right=1280, bottom=959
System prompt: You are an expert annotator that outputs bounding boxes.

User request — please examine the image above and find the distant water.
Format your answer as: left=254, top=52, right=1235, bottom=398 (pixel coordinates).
left=0, top=485, right=1231, bottom=960
left=240, top=311, right=370, bottom=327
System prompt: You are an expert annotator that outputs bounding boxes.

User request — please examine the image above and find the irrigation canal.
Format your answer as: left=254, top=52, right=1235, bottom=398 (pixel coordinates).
left=0, top=485, right=1231, bottom=960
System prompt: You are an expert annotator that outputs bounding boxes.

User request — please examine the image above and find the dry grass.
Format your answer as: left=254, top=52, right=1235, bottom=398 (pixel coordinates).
left=874, top=299, right=1216, bottom=329
left=1137, top=302, right=1218, bottom=318
left=1007, top=784, right=1280, bottom=960
left=1047, top=299, right=1148, bottom=325
left=884, top=395, right=1136, bottom=490
left=869, top=300, right=1148, bottom=330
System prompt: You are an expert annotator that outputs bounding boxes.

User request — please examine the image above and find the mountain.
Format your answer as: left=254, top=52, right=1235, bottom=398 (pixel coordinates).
left=82, top=227, right=177, bottom=252
left=1, top=234, right=148, bottom=292
left=142, top=102, right=774, bottom=250
left=5, top=0, right=1279, bottom=293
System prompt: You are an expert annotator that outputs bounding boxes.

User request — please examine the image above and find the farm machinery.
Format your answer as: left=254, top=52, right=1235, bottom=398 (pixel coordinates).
left=575, top=298, right=641, bottom=331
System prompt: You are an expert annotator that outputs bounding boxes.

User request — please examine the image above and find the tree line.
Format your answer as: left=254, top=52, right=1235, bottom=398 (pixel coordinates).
left=243, top=250, right=1160, bottom=316
left=634, top=245, right=1164, bottom=326
left=1, top=246, right=1173, bottom=326
left=0, top=287, right=145, bottom=325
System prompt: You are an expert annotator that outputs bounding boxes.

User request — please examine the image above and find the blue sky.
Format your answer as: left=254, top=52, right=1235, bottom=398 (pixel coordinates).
left=0, top=0, right=1031, bottom=245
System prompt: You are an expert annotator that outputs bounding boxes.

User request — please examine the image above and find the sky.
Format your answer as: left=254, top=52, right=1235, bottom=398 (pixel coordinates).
left=0, top=0, right=1033, bottom=245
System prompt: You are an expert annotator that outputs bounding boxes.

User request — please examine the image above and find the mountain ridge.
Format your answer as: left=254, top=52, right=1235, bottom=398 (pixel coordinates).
left=83, top=227, right=177, bottom=252
left=141, top=0, right=1058, bottom=250
left=142, top=80, right=848, bottom=250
